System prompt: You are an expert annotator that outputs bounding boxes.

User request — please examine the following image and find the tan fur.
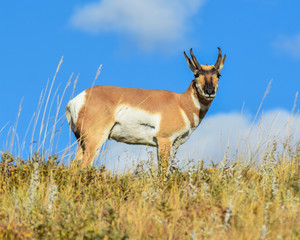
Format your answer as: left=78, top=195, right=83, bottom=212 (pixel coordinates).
left=200, top=65, right=215, bottom=71
left=67, top=48, right=226, bottom=175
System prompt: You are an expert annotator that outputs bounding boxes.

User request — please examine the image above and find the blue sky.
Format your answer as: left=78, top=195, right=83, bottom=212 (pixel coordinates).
left=0, top=0, right=299, bottom=169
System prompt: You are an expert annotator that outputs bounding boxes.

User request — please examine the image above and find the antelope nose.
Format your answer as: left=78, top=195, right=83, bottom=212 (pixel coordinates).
left=206, top=88, right=214, bottom=95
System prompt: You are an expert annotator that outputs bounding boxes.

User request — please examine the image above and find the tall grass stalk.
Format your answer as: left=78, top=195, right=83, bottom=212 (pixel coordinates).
left=30, top=86, right=48, bottom=157
left=9, top=98, right=23, bottom=154
left=38, top=57, right=63, bottom=149
left=0, top=122, right=9, bottom=136
left=246, top=80, right=272, bottom=138
left=48, top=73, right=72, bottom=154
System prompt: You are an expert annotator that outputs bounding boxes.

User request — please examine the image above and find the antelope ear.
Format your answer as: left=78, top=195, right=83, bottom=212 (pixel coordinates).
left=184, top=51, right=197, bottom=73
left=217, top=55, right=226, bottom=72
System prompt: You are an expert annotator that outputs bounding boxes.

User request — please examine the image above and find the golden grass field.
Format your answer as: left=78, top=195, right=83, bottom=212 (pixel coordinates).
left=0, top=61, right=299, bottom=239
left=0, top=140, right=299, bottom=240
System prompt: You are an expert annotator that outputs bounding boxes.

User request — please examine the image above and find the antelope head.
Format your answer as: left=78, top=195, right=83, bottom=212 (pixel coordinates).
left=184, top=47, right=226, bottom=101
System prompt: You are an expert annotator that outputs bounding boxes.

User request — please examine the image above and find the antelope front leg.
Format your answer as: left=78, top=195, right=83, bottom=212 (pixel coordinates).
left=157, top=138, right=172, bottom=176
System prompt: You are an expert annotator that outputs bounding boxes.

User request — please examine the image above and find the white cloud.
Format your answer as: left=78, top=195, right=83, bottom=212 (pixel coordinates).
left=70, top=0, right=205, bottom=51
left=98, top=110, right=300, bottom=173
left=273, top=33, right=300, bottom=58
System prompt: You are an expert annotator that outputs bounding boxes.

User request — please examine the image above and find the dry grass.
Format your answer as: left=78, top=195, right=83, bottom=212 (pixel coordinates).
left=0, top=60, right=299, bottom=239
left=0, top=141, right=299, bottom=240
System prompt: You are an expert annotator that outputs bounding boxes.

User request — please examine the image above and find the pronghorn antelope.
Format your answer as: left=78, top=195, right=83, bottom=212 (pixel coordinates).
left=66, top=48, right=226, bottom=173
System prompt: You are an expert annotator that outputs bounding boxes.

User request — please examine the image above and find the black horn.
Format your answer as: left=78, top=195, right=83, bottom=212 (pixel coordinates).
left=190, top=48, right=202, bottom=70
left=184, top=50, right=196, bottom=72
left=214, top=47, right=222, bottom=69
left=184, top=51, right=192, bottom=65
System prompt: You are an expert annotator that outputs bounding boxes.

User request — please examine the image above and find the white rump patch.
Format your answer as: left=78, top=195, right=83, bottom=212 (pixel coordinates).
left=66, top=91, right=86, bottom=132
left=109, top=105, right=161, bottom=146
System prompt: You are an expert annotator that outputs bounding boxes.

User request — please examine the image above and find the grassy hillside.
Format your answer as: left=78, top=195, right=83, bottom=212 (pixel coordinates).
left=0, top=62, right=299, bottom=239
left=0, top=141, right=299, bottom=240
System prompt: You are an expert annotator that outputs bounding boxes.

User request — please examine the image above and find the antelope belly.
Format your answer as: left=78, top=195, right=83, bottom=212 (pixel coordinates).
left=109, top=105, right=161, bottom=146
